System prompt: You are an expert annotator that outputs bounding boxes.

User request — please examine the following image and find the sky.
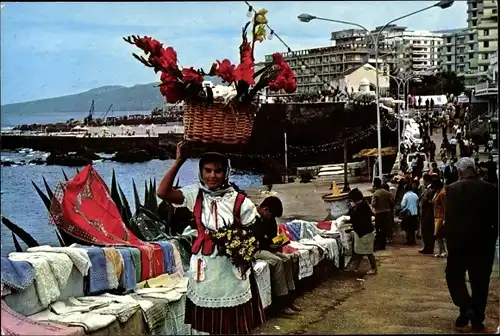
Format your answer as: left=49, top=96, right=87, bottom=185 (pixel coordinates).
left=0, top=1, right=467, bottom=105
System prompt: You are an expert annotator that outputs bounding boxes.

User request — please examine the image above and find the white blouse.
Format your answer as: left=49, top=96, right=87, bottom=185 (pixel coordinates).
left=178, top=184, right=258, bottom=308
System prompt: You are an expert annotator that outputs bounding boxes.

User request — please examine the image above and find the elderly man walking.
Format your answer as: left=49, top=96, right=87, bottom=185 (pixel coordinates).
left=444, top=157, right=498, bottom=333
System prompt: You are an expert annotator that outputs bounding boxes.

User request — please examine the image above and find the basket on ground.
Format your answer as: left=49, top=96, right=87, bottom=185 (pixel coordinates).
left=183, top=102, right=257, bottom=145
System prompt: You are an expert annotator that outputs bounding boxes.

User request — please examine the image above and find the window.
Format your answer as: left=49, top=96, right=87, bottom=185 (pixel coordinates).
left=484, top=41, right=490, bottom=48
left=447, top=65, right=452, bottom=71
left=469, top=54, right=474, bottom=59
left=447, top=56, right=452, bottom=62
left=484, top=29, right=489, bottom=36
left=469, top=34, right=474, bottom=40
left=472, top=20, right=477, bottom=26
left=481, top=65, right=488, bottom=72
left=447, top=46, right=452, bottom=52
left=482, top=53, right=489, bottom=60
left=447, top=37, right=452, bottom=43
left=493, top=9, right=497, bottom=14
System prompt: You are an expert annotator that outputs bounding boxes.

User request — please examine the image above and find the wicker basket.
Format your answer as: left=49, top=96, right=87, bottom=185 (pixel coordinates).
left=183, top=101, right=257, bottom=145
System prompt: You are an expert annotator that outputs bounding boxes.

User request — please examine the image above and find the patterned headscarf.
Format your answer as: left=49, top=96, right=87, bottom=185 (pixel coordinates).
left=197, top=152, right=233, bottom=197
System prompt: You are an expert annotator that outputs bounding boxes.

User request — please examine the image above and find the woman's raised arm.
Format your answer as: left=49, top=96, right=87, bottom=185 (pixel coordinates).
left=157, top=142, right=185, bottom=204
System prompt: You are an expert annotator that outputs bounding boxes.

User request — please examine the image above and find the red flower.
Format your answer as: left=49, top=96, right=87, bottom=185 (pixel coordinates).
left=271, top=52, right=285, bottom=66
left=240, top=42, right=253, bottom=65
left=150, top=46, right=178, bottom=70
left=182, top=67, right=204, bottom=85
left=283, top=78, right=297, bottom=93
left=135, top=36, right=163, bottom=56
left=234, top=63, right=255, bottom=85
left=215, top=59, right=236, bottom=84
left=234, top=42, right=255, bottom=85
left=160, top=72, right=184, bottom=103
left=268, top=55, right=297, bottom=93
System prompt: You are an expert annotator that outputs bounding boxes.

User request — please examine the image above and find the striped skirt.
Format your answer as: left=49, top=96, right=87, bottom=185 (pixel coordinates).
left=184, top=271, right=265, bottom=335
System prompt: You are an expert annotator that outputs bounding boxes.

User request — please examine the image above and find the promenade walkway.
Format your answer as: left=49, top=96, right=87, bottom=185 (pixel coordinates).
left=255, top=233, right=499, bottom=334
left=249, top=128, right=499, bottom=334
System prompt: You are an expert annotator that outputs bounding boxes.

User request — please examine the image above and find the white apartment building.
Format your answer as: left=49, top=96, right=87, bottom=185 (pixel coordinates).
left=262, top=29, right=396, bottom=97
left=464, top=0, right=498, bottom=89
left=380, top=27, right=444, bottom=74
left=435, top=28, right=469, bottom=75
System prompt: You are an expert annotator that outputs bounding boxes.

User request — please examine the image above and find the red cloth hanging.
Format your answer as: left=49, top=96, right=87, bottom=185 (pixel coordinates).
left=49, top=164, right=156, bottom=281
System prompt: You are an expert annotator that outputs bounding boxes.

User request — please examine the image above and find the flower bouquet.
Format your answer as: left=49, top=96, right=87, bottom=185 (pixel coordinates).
left=211, top=226, right=259, bottom=280
left=123, top=8, right=297, bottom=145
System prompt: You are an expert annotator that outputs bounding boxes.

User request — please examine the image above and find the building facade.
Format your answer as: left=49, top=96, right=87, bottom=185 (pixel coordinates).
left=380, top=27, right=444, bottom=74
left=465, top=0, right=498, bottom=89
left=474, top=50, right=498, bottom=117
left=435, top=28, right=469, bottom=75
left=330, top=64, right=389, bottom=93
left=263, top=29, right=396, bottom=97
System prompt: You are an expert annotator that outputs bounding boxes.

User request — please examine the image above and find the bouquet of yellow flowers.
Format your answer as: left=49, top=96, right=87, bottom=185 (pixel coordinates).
left=212, top=226, right=259, bottom=279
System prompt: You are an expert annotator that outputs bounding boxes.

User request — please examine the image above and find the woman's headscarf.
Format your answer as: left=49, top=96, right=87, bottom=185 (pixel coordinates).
left=197, top=152, right=233, bottom=197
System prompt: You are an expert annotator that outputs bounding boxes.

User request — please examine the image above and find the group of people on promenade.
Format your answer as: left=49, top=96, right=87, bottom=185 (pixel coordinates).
left=393, top=105, right=499, bottom=333
left=151, top=100, right=498, bottom=334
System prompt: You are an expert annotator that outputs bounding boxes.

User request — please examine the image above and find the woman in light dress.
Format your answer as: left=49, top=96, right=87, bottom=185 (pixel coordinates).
left=157, top=143, right=265, bottom=335
left=346, top=188, right=377, bottom=275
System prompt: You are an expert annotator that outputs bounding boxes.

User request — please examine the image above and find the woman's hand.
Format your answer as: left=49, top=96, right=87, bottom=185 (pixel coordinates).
left=176, top=141, right=185, bottom=163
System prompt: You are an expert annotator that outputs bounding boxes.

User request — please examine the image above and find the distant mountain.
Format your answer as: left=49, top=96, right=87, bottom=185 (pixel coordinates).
left=1, top=76, right=225, bottom=116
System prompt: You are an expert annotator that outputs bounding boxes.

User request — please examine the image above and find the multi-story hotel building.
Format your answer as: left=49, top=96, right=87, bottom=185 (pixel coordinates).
left=263, top=29, right=396, bottom=96
left=465, top=0, right=498, bottom=89
left=379, top=26, right=444, bottom=74
left=435, top=28, right=469, bottom=75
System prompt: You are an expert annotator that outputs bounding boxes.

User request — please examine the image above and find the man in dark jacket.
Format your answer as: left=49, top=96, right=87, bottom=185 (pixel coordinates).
left=444, top=157, right=498, bottom=332
left=484, top=155, right=498, bottom=185
left=419, top=173, right=436, bottom=254
left=444, top=158, right=459, bottom=185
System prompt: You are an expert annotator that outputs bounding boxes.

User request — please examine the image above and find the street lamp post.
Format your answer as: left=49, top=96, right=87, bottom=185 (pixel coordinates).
left=373, top=68, right=419, bottom=151
left=298, top=0, right=453, bottom=181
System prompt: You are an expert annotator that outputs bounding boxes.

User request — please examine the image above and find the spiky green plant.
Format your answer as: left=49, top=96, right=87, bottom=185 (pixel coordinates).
left=1, top=216, right=40, bottom=250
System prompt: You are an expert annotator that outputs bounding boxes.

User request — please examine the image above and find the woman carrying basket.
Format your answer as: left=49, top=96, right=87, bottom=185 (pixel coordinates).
left=157, top=142, right=265, bottom=335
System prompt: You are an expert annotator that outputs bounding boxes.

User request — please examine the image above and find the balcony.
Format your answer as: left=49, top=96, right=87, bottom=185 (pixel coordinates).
left=478, top=58, right=491, bottom=65
left=479, top=45, right=498, bottom=53
left=475, top=81, right=498, bottom=96
left=478, top=34, right=498, bottom=41
left=478, top=21, right=498, bottom=29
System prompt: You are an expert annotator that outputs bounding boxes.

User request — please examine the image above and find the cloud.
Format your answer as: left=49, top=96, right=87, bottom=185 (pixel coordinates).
left=1, top=1, right=468, bottom=104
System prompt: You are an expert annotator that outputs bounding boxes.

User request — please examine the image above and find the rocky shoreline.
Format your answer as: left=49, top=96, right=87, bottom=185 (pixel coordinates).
left=0, top=147, right=173, bottom=167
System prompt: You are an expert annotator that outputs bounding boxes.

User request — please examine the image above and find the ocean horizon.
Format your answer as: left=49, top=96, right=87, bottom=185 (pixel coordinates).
left=1, top=110, right=152, bottom=129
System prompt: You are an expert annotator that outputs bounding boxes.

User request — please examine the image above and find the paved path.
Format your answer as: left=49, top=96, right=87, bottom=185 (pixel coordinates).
left=255, top=233, right=499, bottom=334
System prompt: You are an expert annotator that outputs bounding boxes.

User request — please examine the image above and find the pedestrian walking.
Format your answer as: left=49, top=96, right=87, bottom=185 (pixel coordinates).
left=444, top=157, right=498, bottom=333
left=346, top=188, right=378, bottom=275
left=371, top=178, right=394, bottom=251
left=432, top=177, right=447, bottom=258
left=419, top=174, right=436, bottom=254
left=400, top=183, right=419, bottom=245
